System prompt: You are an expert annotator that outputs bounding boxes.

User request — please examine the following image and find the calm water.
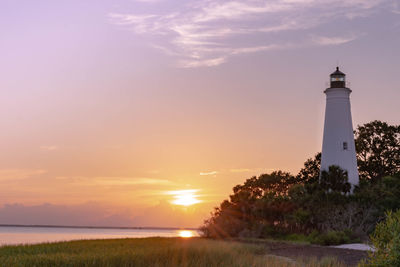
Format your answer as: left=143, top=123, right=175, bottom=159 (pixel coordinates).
left=0, top=226, right=199, bottom=246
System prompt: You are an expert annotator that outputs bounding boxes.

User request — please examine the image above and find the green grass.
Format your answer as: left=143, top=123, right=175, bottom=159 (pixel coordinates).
left=0, top=237, right=344, bottom=267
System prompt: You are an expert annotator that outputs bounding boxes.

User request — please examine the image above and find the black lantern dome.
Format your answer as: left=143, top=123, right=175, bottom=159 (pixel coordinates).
left=330, top=67, right=346, bottom=88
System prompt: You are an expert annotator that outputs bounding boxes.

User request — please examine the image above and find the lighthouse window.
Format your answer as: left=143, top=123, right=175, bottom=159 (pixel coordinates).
left=343, top=142, right=348, bottom=150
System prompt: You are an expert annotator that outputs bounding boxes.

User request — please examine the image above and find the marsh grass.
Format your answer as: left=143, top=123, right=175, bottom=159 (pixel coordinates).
left=0, top=237, right=344, bottom=267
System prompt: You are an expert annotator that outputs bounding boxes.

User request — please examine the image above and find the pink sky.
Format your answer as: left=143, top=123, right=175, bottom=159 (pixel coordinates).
left=0, top=0, right=399, bottom=227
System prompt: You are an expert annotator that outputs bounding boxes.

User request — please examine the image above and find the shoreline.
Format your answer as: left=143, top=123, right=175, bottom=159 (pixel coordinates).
left=0, top=226, right=201, bottom=247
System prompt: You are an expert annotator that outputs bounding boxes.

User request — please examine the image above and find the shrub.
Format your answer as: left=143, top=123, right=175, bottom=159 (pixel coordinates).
left=284, top=233, right=309, bottom=243
left=360, top=210, right=400, bottom=267
left=310, top=230, right=353, bottom=246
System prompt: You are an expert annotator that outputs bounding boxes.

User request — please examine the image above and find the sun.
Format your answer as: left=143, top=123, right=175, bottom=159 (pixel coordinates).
left=168, top=189, right=201, bottom=206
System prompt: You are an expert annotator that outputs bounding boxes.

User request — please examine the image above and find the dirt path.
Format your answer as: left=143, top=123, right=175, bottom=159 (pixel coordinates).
left=266, top=243, right=367, bottom=266
left=239, top=240, right=368, bottom=266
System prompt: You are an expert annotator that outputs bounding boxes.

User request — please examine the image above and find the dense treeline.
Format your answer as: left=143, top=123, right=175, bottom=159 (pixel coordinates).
left=201, top=121, right=400, bottom=242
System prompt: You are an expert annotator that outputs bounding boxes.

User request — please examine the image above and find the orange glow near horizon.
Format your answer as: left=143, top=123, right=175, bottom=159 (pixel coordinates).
left=168, top=190, right=202, bottom=206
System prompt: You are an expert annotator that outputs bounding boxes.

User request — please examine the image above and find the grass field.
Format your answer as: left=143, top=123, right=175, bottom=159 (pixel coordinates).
left=0, top=237, right=345, bottom=267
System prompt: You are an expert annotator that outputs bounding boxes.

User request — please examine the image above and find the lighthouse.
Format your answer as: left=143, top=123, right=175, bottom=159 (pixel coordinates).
left=320, top=67, right=359, bottom=187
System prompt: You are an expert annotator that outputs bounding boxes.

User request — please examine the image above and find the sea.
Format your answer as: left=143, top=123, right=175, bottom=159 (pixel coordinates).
left=0, top=226, right=199, bottom=246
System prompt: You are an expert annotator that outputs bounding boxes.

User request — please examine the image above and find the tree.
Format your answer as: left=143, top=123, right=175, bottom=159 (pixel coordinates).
left=201, top=171, right=296, bottom=238
left=320, top=165, right=351, bottom=193
left=296, top=153, right=321, bottom=184
left=361, top=210, right=400, bottom=267
left=355, top=120, right=400, bottom=182
left=298, top=166, right=353, bottom=232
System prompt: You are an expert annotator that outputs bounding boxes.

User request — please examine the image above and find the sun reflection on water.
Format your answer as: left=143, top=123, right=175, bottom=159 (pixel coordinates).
left=178, top=230, right=194, bottom=238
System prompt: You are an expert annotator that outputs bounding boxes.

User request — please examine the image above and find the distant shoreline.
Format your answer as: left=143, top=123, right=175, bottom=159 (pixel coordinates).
left=0, top=224, right=199, bottom=231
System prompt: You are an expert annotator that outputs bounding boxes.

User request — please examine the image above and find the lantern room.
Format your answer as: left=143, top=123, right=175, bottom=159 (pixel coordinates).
left=330, top=67, right=346, bottom=88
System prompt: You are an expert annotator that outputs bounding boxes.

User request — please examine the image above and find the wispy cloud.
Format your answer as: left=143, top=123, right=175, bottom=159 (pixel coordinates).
left=0, top=169, right=47, bottom=181
left=92, top=177, right=173, bottom=186
left=199, top=171, right=218, bottom=176
left=229, top=168, right=276, bottom=173
left=311, top=34, right=360, bottom=46
left=199, top=168, right=277, bottom=175
left=109, top=0, right=393, bottom=67
left=56, top=176, right=174, bottom=187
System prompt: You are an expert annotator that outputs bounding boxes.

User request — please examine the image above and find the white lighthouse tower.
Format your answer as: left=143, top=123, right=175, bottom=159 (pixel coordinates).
left=320, top=67, right=359, bottom=187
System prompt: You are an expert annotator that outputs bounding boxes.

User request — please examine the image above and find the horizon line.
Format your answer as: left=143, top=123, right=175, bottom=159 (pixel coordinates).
left=0, top=224, right=199, bottom=231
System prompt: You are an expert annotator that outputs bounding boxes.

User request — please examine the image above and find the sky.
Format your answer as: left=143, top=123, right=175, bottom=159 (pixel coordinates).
left=0, top=0, right=399, bottom=228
